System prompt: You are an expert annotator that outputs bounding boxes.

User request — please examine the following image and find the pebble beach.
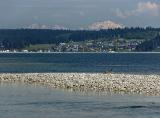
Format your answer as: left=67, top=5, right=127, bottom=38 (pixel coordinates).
left=0, top=73, right=160, bottom=95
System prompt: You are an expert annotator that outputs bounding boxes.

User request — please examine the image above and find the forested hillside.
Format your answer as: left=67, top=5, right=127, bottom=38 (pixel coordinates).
left=0, top=27, right=159, bottom=50
left=136, top=35, right=160, bottom=51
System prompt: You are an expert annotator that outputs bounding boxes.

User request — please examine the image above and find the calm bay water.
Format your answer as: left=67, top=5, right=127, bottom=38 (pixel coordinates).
left=1, top=82, right=160, bottom=118
left=1, top=53, right=160, bottom=118
left=0, top=52, right=160, bottom=73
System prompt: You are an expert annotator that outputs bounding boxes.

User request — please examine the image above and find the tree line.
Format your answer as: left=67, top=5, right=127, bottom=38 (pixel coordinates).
left=136, top=35, right=160, bottom=51
left=0, top=27, right=160, bottom=50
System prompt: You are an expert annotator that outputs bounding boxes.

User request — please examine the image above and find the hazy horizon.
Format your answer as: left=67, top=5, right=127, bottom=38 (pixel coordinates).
left=0, top=0, right=160, bottom=29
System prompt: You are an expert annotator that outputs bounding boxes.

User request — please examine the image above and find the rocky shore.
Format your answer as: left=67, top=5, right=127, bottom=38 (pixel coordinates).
left=0, top=73, right=160, bottom=95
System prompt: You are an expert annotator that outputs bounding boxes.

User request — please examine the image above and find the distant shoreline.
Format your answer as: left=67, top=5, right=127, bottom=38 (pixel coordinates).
left=0, top=73, right=160, bottom=96
left=0, top=52, right=160, bottom=54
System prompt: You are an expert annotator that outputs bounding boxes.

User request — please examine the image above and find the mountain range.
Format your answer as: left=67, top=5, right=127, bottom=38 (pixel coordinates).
left=26, top=20, right=124, bottom=30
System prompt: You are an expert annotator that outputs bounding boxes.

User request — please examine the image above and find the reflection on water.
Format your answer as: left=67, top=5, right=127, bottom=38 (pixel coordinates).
left=1, top=82, right=160, bottom=118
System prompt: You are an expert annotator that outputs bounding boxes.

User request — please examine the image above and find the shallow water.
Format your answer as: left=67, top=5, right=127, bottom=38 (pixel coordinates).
left=1, top=82, right=160, bottom=118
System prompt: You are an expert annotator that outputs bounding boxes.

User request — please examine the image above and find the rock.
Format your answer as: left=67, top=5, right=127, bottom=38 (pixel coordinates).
left=0, top=73, right=160, bottom=95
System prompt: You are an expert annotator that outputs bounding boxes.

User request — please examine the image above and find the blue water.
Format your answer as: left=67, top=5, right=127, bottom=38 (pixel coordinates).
left=1, top=53, right=160, bottom=118
left=0, top=52, right=160, bottom=73
left=1, top=82, right=160, bottom=118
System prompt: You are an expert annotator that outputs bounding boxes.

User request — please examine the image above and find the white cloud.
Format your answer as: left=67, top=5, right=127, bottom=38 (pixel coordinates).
left=116, top=1, right=160, bottom=18
left=136, top=1, right=160, bottom=16
left=115, top=8, right=127, bottom=18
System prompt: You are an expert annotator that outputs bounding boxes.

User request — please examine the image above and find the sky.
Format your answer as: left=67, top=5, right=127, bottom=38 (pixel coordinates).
left=0, top=0, right=160, bottom=29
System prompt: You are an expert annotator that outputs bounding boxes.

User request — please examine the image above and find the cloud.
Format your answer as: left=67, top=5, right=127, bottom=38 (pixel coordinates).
left=115, top=9, right=127, bottom=18
left=136, top=1, right=160, bottom=16
left=116, top=1, right=160, bottom=18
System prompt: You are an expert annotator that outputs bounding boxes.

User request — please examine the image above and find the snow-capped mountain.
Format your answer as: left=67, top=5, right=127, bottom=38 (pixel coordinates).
left=26, top=24, right=68, bottom=30
left=88, top=20, right=125, bottom=30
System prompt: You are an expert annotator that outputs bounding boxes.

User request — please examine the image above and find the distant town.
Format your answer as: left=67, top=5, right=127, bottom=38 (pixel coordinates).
left=0, top=27, right=160, bottom=53
left=0, top=38, right=144, bottom=53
